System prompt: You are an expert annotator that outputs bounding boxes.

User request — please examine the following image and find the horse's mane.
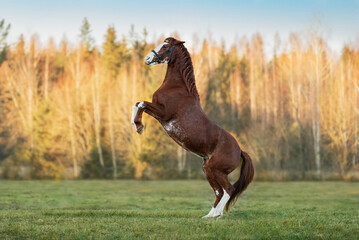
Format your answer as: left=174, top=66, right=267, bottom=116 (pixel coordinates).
left=177, top=44, right=200, bottom=100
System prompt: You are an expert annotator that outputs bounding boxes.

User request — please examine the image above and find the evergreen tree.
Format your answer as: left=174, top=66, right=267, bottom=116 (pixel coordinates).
left=0, top=18, right=10, bottom=65
left=102, top=26, right=125, bottom=77
left=79, top=17, right=94, bottom=54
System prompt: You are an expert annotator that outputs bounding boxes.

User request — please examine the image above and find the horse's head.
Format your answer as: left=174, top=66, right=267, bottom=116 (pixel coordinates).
left=144, top=37, right=185, bottom=66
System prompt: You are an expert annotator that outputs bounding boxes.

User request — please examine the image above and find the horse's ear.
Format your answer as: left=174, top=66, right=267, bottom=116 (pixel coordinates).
left=173, top=39, right=185, bottom=45
left=165, top=37, right=185, bottom=45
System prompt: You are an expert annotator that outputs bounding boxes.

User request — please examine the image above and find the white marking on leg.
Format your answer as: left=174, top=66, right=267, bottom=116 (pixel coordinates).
left=138, top=101, right=145, bottom=109
left=131, top=104, right=139, bottom=131
left=212, top=189, right=230, bottom=217
left=202, top=207, right=215, bottom=219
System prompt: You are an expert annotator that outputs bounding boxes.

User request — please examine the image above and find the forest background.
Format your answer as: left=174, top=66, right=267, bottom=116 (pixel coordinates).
left=0, top=16, right=358, bottom=181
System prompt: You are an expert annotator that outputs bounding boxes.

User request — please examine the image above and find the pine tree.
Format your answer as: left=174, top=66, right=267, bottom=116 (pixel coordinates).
left=102, top=26, right=121, bottom=77
left=0, top=18, right=10, bottom=65
left=79, top=17, right=94, bottom=55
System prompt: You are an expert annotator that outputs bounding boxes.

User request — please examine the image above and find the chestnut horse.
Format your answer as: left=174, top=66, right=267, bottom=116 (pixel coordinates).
left=131, top=37, right=254, bottom=218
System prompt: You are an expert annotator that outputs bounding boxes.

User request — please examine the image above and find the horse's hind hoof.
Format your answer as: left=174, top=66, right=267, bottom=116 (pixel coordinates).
left=137, top=125, right=145, bottom=135
left=201, top=214, right=222, bottom=219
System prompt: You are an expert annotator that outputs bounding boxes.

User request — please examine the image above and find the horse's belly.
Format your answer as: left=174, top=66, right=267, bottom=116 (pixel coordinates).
left=162, top=119, right=187, bottom=147
left=161, top=119, right=208, bottom=159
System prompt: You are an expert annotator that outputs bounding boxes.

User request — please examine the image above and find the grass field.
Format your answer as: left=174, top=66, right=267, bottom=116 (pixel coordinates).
left=0, top=181, right=358, bottom=240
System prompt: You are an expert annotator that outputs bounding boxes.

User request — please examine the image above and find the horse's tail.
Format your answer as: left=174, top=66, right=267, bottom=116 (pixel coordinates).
left=225, top=150, right=255, bottom=212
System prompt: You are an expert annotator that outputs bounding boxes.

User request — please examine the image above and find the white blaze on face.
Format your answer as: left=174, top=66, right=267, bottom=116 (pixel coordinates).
left=144, top=42, right=169, bottom=66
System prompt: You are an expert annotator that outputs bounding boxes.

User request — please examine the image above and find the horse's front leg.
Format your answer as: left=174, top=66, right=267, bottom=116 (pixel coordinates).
left=131, top=101, right=165, bottom=134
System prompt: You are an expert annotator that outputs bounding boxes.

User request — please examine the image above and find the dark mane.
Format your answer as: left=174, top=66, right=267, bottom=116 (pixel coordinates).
left=177, top=44, right=200, bottom=100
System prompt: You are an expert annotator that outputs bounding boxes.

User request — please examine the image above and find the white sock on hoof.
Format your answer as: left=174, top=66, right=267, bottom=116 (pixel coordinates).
left=202, top=207, right=215, bottom=218
left=212, top=189, right=230, bottom=217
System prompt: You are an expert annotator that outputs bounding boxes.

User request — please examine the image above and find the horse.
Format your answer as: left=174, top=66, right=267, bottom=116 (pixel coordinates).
left=131, top=37, right=254, bottom=218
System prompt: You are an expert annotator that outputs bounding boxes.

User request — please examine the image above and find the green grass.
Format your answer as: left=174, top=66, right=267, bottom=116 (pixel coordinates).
left=0, top=181, right=358, bottom=240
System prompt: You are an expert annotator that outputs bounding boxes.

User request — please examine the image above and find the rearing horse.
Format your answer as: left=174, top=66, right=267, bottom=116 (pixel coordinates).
left=132, top=37, right=254, bottom=218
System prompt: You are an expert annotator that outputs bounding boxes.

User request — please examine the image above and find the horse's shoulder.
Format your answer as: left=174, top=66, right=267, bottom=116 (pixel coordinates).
left=152, top=87, right=163, bottom=103
left=151, top=85, right=175, bottom=103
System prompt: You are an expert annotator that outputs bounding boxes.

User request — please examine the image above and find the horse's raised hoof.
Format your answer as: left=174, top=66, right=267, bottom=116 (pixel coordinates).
left=137, top=125, right=145, bottom=135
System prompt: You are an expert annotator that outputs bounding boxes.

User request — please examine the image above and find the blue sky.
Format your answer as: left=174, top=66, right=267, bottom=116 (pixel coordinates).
left=1, top=0, right=358, bottom=53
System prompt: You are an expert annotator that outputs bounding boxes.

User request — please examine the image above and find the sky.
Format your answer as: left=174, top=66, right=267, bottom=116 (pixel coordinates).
left=1, top=0, right=359, bottom=54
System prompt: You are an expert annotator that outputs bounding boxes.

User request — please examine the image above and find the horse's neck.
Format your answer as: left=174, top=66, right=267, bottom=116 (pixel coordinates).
left=163, top=63, right=186, bottom=88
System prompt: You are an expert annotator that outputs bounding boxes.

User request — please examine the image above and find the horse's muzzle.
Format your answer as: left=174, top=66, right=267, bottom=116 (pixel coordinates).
left=144, top=56, right=152, bottom=65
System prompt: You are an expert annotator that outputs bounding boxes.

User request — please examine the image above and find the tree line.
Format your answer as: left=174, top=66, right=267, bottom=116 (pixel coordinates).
left=0, top=18, right=358, bottom=180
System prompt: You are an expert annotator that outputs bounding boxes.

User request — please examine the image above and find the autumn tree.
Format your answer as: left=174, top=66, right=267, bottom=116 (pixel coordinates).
left=0, top=25, right=358, bottom=180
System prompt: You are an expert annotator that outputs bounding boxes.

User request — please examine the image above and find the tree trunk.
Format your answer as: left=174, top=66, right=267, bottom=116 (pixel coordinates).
left=92, top=70, right=104, bottom=169
left=177, top=146, right=187, bottom=173
left=75, top=50, right=81, bottom=106
left=354, top=107, right=358, bottom=173
left=108, top=95, right=117, bottom=179
left=65, top=87, right=78, bottom=178
left=249, top=57, right=256, bottom=120
left=314, top=46, right=321, bottom=178
left=352, top=66, right=358, bottom=174
left=27, top=57, right=34, bottom=151
left=68, top=112, right=78, bottom=178
left=340, top=63, right=348, bottom=176
left=44, top=50, right=49, bottom=100
left=290, top=53, right=305, bottom=177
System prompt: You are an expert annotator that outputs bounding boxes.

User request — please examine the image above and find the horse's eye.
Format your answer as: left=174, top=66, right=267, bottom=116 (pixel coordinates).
left=163, top=45, right=168, bottom=48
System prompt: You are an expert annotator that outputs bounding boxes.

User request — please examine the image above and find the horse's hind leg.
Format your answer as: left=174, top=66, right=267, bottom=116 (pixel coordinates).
left=202, top=159, right=224, bottom=218
left=205, top=151, right=238, bottom=217
left=211, top=169, right=235, bottom=217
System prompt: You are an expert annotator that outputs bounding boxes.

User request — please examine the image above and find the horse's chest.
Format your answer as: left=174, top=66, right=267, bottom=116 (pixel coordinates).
left=152, top=89, right=167, bottom=105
